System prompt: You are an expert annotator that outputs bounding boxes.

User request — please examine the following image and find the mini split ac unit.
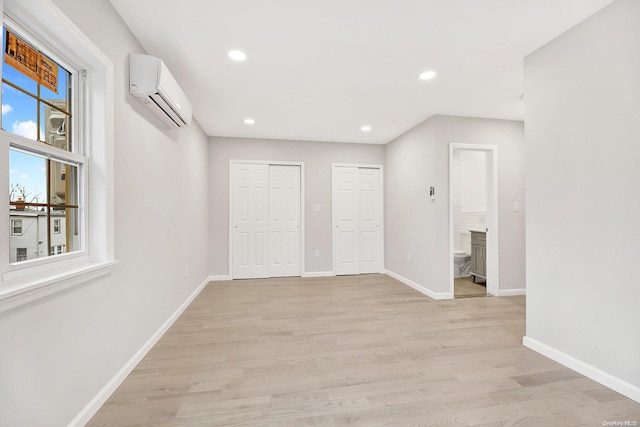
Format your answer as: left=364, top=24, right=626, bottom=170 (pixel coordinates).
left=129, top=53, right=193, bottom=128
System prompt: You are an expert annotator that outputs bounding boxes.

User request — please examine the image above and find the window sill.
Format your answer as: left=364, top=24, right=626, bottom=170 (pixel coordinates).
left=0, top=260, right=118, bottom=315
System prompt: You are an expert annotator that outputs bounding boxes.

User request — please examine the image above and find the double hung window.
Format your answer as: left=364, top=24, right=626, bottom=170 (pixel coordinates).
left=10, top=218, right=21, bottom=235
left=0, top=0, right=115, bottom=314
left=3, top=23, right=84, bottom=264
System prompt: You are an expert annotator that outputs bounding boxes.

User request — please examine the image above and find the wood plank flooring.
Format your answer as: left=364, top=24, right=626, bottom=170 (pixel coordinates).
left=88, top=274, right=640, bottom=426
left=454, top=277, right=486, bottom=298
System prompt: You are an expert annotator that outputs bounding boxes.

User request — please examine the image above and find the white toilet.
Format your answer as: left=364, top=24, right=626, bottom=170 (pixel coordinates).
left=454, top=230, right=472, bottom=278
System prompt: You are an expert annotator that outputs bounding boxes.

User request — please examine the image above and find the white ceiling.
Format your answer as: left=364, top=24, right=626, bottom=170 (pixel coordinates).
left=108, top=0, right=613, bottom=144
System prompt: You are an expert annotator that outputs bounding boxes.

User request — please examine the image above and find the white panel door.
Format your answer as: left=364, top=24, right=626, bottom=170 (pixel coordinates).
left=333, top=165, right=382, bottom=276
left=269, top=165, right=301, bottom=277
left=358, top=168, right=381, bottom=273
left=333, top=166, right=359, bottom=275
left=232, top=163, right=269, bottom=279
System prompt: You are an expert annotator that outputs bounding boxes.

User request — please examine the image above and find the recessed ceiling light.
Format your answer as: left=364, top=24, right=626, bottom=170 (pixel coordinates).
left=419, top=70, right=437, bottom=80
left=228, top=50, right=247, bottom=61
left=361, top=125, right=372, bottom=132
left=244, top=118, right=255, bottom=125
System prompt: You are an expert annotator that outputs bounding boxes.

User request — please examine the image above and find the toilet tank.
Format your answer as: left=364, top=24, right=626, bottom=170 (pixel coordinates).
left=460, top=230, right=471, bottom=253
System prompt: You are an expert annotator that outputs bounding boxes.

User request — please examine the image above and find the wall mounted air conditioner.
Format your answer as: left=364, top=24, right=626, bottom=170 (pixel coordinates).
left=129, top=53, right=193, bottom=128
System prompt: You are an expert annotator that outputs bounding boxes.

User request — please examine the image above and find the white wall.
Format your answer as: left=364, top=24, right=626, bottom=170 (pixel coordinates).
left=385, top=115, right=525, bottom=295
left=524, top=0, right=640, bottom=399
left=0, top=1, right=210, bottom=425
left=209, top=137, right=385, bottom=275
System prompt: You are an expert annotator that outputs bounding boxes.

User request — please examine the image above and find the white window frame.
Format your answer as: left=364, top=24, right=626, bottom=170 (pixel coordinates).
left=3, top=16, right=86, bottom=261
left=0, top=0, right=116, bottom=314
left=10, top=218, right=22, bottom=235
left=16, top=247, right=26, bottom=262
left=53, top=218, right=60, bottom=234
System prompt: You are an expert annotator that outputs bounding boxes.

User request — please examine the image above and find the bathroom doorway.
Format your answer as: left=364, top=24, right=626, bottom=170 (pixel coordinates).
left=449, top=144, right=499, bottom=298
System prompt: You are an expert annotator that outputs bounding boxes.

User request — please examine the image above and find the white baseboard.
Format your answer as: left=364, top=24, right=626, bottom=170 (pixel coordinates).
left=211, top=273, right=338, bottom=280
left=302, top=271, right=335, bottom=278
left=523, top=336, right=640, bottom=403
left=497, top=288, right=526, bottom=296
left=209, top=275, right=232, bottom=281
left=384, top=269, right=453, bottom=300
left=68, top=276, right=211, bottom=427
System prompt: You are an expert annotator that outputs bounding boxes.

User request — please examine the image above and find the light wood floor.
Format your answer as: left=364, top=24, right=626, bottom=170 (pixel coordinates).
left=454, top=276, right=487, bottom=298
left=88, top=274, right=640, bottom=426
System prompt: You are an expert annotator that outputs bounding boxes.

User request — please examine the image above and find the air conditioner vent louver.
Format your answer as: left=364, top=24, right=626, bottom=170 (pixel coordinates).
left=129, top=54, right=192, bottom=128
left=148, top=93, right=187, bottom=127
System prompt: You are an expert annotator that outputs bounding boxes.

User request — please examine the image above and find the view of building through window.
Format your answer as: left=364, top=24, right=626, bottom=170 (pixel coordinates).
left=2, top=26, right=80, bottom=263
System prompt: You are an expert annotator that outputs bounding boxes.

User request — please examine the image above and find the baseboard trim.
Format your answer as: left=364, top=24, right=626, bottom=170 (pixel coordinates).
left=209, top=275, right=232, bottom=281
left=209, top=273, right=337, bottom=280
left=384, top=269, right=453, bottom=300
left=302, top=271, right=335, bottom=278
left=497, top=288, right=526, bottom=296
left=68, top=276, right=211, bottom=427
left=523, top=336, right=640, bottom=403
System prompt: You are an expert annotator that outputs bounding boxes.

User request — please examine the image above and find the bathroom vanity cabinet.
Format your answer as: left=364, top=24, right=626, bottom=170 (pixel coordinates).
left=470, top=231, right=486, bottom=283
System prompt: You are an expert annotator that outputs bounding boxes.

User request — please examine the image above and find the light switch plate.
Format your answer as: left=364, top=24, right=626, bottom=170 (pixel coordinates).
left=313, top=204, right=321, bottom=212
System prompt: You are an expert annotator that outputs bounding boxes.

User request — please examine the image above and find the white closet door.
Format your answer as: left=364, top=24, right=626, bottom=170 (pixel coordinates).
left=358, top=167, right=381, bottom=274
left=333, top=165, right=382, bottom=276
left=269, top=165, right=301, bottom=277
left=232, top=163, right=269, bottom=279
left=333, top=166, right=359, bottom=275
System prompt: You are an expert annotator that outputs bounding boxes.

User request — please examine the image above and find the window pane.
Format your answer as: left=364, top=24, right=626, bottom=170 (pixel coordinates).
left=50, top=207, right=79, bottom=254
left=40, top=103, right=70, bottom=150
left=1, top=83, right=39, bottom=141
left=2, top=26, right=72, bottom=146
left=40, top=64, right=71, bottom=112
left=9, top=149, right=47, bottom=205
left=9, top=209, right=48, bottom=262
left=11, top=219, right=22, bottom=234
left=17, top=248, right=28, bottom=261
left=8, top=151, right=81, bottom=262
left=49, top=159, right=78, bottom=206
left=2, top=63, right=38, bottom=95
left=2, top=29, right=38, bottom=95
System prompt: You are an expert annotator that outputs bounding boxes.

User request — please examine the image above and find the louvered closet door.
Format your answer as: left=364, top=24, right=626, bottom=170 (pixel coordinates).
left=232, top=163, right=269, bottom=279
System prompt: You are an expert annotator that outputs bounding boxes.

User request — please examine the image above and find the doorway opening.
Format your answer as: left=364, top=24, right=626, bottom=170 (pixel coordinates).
left=449, top=144, right=499, bottom=298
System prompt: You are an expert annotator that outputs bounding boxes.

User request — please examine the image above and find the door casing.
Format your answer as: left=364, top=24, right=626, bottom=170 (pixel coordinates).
left=448, top=144, right=499, bottom=297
